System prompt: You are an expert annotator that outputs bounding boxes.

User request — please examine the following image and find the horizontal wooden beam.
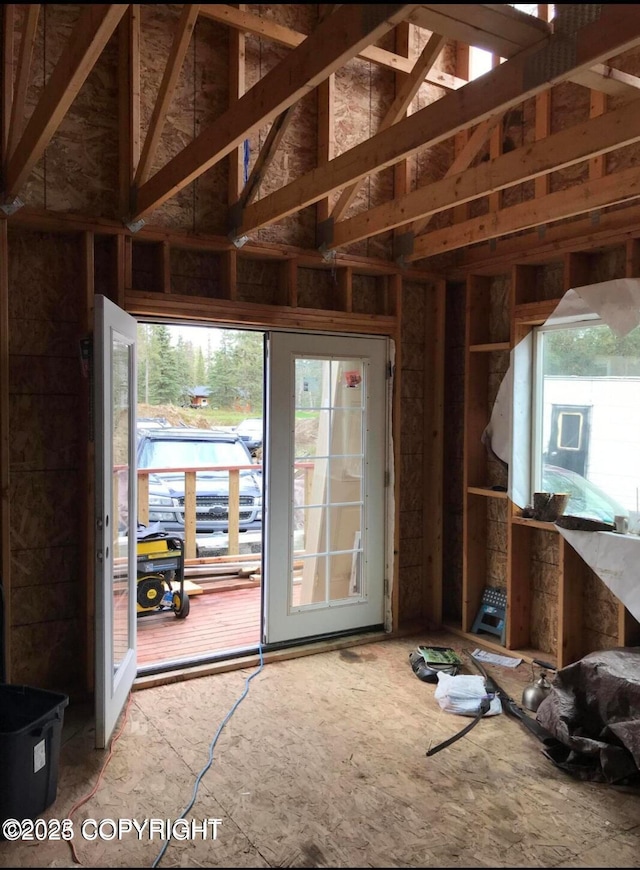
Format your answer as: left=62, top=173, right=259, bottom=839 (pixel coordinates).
left=5, top=4, right=128, bottom=196
left=126, top=289, right=397, bottom=335
left=237, top=5, right=640, bottom=238
left=132, top=4, right=417, bottom=222
left=406, top=4, right=550, bottom=58
left=408, top=162, right=640, bottom=261
left=439, top=201, right=640, bottom=277
left=329, top=97, right=640, bottom=248
left=5, top=205, right=438, bottom=279
left=198, top=4, right=465, bottom=89
left=569, top=63, right=640, bottom=97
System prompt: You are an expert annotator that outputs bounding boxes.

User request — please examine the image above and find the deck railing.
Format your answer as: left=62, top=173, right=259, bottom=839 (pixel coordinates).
left=135, top=462, right=313, bottom=560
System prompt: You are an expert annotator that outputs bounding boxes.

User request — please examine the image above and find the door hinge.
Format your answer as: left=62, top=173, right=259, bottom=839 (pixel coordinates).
left=384, top=470, right=390, bottom=487
left=387, top=361, right=393, bottom=379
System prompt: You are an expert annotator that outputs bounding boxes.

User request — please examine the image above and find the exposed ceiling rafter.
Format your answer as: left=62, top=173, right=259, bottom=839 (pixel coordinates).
left=197, top=3, right=465, bottom=90
left=408, top=161, right=640, bottom=260
left=4, top=4, right=129, bottom=198
left=233, top=5, right=640, bottom=242
left=130, top=4, right=419, bottom=224
left=7, top=4, right=40, bottom=160
left=325, top=97, right=640, bottom=250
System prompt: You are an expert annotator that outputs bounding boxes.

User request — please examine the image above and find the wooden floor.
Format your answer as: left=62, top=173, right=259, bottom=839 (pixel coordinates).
left=4, top=631, right=640, bottom=868
left=136, top=584, right=262, bottom=670
left=136, top=580, right=303, bottom=671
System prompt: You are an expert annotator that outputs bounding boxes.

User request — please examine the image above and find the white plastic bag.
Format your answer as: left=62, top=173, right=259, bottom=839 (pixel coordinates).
left=434, top=672, right=502, bottom=717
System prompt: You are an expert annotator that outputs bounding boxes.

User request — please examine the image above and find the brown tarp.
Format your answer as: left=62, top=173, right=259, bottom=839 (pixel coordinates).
left=536, top=647, right=640, bottom=785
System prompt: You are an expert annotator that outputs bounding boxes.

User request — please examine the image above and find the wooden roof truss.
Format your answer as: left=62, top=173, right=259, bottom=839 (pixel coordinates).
left=2, top=3, right=640, bottom=265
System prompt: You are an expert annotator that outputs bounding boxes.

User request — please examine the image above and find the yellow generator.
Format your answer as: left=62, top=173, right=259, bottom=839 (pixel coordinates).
left=136, top=533, right=189, bottom=619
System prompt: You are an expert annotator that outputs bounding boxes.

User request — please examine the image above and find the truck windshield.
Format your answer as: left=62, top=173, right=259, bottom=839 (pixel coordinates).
left=139, top=438, right=251, bottom=470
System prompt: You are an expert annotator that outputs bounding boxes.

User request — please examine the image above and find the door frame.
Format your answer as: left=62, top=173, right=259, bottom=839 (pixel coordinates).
left=124, top=308, right=400, bottom=668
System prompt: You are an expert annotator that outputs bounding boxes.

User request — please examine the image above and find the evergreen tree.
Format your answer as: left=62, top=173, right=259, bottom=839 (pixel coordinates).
left=148, top=324, right=182, bottom=403
left=193, top=346, right=206, bottom=386
left=208, top=329, right=238, bottom=408
left=173, top=336, right=192, bottom=405
left=228, top=330, right=264, bottom=412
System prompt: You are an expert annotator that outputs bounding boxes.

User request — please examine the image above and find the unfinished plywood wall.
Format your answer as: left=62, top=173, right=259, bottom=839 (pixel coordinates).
left=442, top=281, right=465, bottom=622
left=397, top=280, right=427, bottom=622
left=20, top=5, right=120, bottom=217
left=236, top=257, right=282, bottom=306
left=7, top=229, right=85, bottom=690
left=242, top=4, right=317, bottom=250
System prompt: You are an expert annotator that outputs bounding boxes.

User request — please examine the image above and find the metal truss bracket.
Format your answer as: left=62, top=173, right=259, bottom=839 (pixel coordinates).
left=0, top=196, right=24, bottom=216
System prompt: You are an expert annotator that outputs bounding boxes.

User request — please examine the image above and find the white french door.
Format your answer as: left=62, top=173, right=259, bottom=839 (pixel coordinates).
left=265, top=332, right=389, bottom=644
left=94, top=296, right=138, bottom=749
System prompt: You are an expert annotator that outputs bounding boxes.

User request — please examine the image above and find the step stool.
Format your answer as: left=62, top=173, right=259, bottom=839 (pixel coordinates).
left=471, top=586, right=507, bottom=645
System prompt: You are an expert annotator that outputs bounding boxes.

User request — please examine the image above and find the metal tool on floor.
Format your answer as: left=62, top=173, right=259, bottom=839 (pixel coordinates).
left=467, top=651, right=564, bottom=752
left=522, top=659, right=556, bottom=712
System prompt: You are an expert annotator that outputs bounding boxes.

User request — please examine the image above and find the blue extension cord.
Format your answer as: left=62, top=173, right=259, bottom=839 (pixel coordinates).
left=151, top=642, right=265, bottom=868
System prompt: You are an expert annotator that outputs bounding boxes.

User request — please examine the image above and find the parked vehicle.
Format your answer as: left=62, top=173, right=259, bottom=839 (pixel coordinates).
left=234, top=417, right=263, bottom=455
left=137, top=426, right=262, bottom=537
left=137, top=416, right=171, bottom=429
left=541, top=465, right=627, bottom=523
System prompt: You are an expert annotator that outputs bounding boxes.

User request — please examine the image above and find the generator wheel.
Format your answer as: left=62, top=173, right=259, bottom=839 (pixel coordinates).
left=173, top=588, right=190, bottom=619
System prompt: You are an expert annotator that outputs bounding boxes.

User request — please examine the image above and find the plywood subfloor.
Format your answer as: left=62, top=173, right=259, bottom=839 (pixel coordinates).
left=2, top=632, right=640, bottom=868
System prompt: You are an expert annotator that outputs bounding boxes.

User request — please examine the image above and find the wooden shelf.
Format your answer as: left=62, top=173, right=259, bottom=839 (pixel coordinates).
left=513, top=297, right=562, bottom=325
left=469, top=341, right=510, bottom=352
left=468, top=486, right=508, bottom=498
left=511, top=516, right=558, bottom=531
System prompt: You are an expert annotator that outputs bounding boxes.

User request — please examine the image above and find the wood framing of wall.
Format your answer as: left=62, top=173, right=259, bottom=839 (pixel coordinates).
left=1, top=216, right=438, bottom=693
left=5, top=5, right=640, bottom=693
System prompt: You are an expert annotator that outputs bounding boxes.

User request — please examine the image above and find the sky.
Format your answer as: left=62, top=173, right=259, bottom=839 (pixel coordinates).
left=168, top=324, right=223, bottom=350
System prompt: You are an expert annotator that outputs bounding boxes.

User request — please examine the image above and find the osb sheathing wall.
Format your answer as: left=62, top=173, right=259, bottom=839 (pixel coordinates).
left=3, top=5, right=454, bottom=692
left=397, top=281, right=427, bottom=618
left=7, top=229, right=85, bottom=689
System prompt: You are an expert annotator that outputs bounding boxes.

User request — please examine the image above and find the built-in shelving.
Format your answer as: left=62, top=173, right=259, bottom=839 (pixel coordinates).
left=460, top=255, right=640, bottom=669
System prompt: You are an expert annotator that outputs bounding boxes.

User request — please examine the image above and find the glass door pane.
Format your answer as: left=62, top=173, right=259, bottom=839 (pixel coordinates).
left=293, top=358, right=365, bottom=608
left=265, top=332, right=388, bottom=645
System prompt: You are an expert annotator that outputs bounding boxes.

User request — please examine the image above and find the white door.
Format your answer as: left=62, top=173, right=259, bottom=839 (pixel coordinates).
left=265, top=332, right=388, bottom=644
left=94, top=296, right=138, bottom=749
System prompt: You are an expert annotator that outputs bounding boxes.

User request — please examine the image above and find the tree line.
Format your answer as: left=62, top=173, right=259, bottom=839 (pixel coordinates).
left=137, top=324, right=264, bottom=411
left=544, top=322, right=640, bottom=377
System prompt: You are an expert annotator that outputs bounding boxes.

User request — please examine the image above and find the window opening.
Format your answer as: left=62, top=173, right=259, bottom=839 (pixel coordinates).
left=532, top=318, right=640, bottom=522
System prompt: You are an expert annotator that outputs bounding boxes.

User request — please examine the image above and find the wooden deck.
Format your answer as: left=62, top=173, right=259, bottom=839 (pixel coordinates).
left=136, top=583, right=262, bottom=670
